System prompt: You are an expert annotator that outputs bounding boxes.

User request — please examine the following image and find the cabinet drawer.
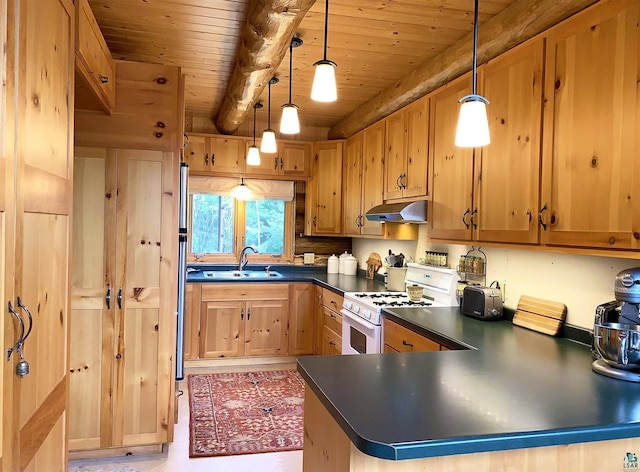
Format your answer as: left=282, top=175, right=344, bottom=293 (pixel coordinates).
left=322, top=326, right=342, bottom=355
left=201, top=283, right=289, bottom=301
left=383, top=318, right=440, bottom=353
left=323, top=306, right=342, bottom=336
left=322, top=288, right=343, bottom=311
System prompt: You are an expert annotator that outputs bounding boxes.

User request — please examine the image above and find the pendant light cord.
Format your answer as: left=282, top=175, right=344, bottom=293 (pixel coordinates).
left=252, top=104, right=257, bottom=145
left=472, top=0, right=479, bottom=96
left=323, top=0, right=329, bottom=61
left=267, top=81, right=271, bottom=128
left=288, top=40, right=293, bottom=104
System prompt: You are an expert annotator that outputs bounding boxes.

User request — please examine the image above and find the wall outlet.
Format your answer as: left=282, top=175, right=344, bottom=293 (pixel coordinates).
left=303, top=253, right=315, bottom=264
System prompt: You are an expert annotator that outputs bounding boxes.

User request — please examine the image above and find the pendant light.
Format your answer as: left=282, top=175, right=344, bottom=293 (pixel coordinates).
left=311, top=0, right=337, bottom=102
left=247, top=101, right=263, bottom=166
left=280, top=37, right=303, bottom=135
left=261, top=77, right=279, bottom=153
left=455, top=0, right=490, bottom=148
left=231, top=178, right=252, bottom=200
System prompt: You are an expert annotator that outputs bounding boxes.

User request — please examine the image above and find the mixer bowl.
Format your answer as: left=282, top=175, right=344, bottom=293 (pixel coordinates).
left=594, top=322, right=640, bottom=370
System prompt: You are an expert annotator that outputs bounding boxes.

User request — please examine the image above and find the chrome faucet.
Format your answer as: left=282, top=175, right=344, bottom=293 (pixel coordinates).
left=238, top=246, right=258, bottom=271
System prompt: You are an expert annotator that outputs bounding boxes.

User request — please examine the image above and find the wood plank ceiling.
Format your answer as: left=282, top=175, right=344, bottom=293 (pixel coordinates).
left=90, top=0, right=516, bottom=133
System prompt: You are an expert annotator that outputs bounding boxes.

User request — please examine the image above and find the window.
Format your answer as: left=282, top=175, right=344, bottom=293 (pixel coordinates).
left=189, top=193, right=293, bottom=263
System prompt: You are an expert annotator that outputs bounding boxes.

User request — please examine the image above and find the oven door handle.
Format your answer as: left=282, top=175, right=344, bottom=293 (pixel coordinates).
left=340, top=308, right=378, bottom=331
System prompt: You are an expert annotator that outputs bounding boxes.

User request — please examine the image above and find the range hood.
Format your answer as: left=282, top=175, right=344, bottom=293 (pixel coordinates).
left=365, top=201, right=427, bottom=223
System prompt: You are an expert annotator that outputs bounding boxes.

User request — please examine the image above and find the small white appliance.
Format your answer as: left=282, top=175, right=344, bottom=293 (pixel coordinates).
left=341, top=264, right=460, bottom=354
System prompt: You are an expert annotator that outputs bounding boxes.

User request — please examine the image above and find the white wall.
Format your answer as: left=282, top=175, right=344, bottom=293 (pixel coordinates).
left=353, top=224, right=640, bottom=329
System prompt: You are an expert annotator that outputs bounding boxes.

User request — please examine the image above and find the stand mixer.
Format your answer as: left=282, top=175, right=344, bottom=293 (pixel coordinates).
left=592, top=268, right=640, bottom=382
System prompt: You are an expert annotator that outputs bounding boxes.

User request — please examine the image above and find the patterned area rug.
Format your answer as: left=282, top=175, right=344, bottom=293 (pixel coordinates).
left=188, top=370, right=305, bottom=458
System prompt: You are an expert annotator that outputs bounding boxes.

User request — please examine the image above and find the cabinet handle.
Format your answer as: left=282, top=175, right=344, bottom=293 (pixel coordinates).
left=15, top=297, right=33, bottom=378
left=280, top=157, right=284, bottom=170
left=330, top=300, right=337, bottom=307
left=106, top=286, right=111, bottom=309
left=312, top=216, right=317, bottom=227
left=241, top=308, right=244, bottom=320
left=211, top=153, right=215, bottom=166
left=462, top=208, right=470, bottom=229
left=98, top=74, right=109, bottom=84
left=470, top=208, right=478, bottom=230
left=117, top=287, right=123, bottom=309
left=538, top=203, right=548, bottom=231
left=396, top=174, right=402, bottom=189
left=329, top=341, right=336, bottom=347
left=205, top=153, right=209, bottom=166
left=274, top=157, right=279, bottom=169
left=6, top=300, right=25, bottom=362
left=402, top=340, right=414, bottom=348
left=16, top=297, right=33, bottom=345
left=329, top=312, right=336, bottom=319
left=247, top=308, right=251, bottom=320
left=401, top=173, right=408, bottom=189
left=526, top=209, right=532, bottom=223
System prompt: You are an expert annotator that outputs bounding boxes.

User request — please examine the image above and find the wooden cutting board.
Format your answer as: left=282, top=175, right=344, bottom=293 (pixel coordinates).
left=513, top=295, right=567, bottom=336
left=366, top=253, right=382, bottom=279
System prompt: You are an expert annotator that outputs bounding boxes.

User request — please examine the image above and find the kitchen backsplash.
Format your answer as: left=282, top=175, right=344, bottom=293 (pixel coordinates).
left=352, top=225, right=639, bottom=330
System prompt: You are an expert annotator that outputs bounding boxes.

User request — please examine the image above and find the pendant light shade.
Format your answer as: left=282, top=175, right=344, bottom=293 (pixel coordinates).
left=311, top=0, right=337, bottom=102
left=231, top=178, right=252, bottom=200
left=455, top=0, right=490, bottom=148
left=247, top=101, right=262, bottom=166
left=261, top=76, right=279, bottom=153
left=280, top=37, right=302, bottom=135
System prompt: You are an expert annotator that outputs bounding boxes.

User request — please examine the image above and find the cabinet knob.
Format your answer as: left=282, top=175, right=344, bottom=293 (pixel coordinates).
left=98, top=74, right=109, bottom=84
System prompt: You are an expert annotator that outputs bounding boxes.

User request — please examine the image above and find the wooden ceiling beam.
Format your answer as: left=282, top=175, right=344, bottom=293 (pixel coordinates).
left=327, top=0, right=599, bottom=139
left=215, top=0, right=316, bottom=135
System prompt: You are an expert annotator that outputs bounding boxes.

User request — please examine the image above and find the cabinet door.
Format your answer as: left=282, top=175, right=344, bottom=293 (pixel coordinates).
left=201, top=300, right=244, bottom=358
left=113, top=149, right=175, bottom=447
left=477, top=39, right=544, bottom=244
left=312, top=141, right=343, bottom=235
left=342, top=133, right=363, bottom=236
left=288, top=283, right=315, bottom=355
left=280, top=141, right=311, bottom=178
left=209, top=136, right=245, bottom=174
left=404, top=98, right=429, bottom=198
left=384, top=111, right=406, bottom=200
left=383, top=319, right=440, bottom=352
left=313, top=286, right=324, bottom=355
left=245, top=138, right=279, bottom=176
left=183, top=135, right=208, bottom=172
left=244, top=300, right=288, bottom=356
left=361, top=121, right=385, bottom=236
left=7, top=0, right=74, bottom=469
left=541, top=1, right=640, bottom=249
left=429, top=74, right=475, bottom=241
left=69, top=148, right=113, bottom=451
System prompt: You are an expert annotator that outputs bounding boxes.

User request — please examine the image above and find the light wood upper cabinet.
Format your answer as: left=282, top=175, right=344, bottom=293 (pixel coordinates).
left=361, top=122, right=386, bottom=236
left=289, top=283, right=315, bottom=356
left=384, top=97, right=429, bottom=201
left=183, top=135, right=208, bottom=172
left=541, top=1, right=640, bottom=250
left=429, top=74, right=476, bottom=241
left=343, top=132, right=364, bottom=236
left=245, top=140, right=311, bottom=179
left=200, top=284, right=289, bottom=358
left=307, top=141, right=344, bottom=235
left=209, top=136, right=246, bottom=174
left=75, top=0, right=115, bottom=113
left=475, top=38, right=544, bottom=245
left=70, top=147, right=176, bottom=451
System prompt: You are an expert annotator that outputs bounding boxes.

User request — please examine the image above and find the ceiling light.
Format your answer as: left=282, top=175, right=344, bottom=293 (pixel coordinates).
left=261, top=77, right=278, bottom=153
left=247, top=101, right=263, bottom=166
left=455, top=0, right=490, bottom=148
left=311, top=0, right=337, bottom=102
left=280, top=37, right=303, bottom=135
left=231, top=178, right=252, bottom=200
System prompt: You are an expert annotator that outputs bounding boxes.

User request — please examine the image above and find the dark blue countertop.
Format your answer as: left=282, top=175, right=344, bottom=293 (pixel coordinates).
left=186, top=264, right=386, bottom=294
left=297, top=306, right=640, bottom=461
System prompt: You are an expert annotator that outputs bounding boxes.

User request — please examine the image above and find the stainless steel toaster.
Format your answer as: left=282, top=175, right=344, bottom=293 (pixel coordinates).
left=462, top=285, right=503, bottom=320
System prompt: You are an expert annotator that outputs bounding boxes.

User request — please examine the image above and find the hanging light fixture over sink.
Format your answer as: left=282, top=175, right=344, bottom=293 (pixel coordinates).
left=247, top=101, right=263, bottom=166
left=311, top=0, right=337, bottom=102
left=280, top=36, right=303, bottom=135
left=261, top=76, right=279, bottom=154
left=455, top=0, right=490, bottom=148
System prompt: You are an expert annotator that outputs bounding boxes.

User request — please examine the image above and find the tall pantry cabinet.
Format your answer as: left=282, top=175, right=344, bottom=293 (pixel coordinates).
left=70, top=148, right=175, bottom=450
left=2, top=0, right=75, bottom=470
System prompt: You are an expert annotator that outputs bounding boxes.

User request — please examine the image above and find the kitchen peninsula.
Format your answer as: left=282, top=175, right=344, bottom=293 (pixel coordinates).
left=297, top=307, right=640, bottom=471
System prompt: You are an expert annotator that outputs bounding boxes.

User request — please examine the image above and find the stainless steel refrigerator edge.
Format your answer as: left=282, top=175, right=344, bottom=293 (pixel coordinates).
left=176, top=162, right=188, bottom=380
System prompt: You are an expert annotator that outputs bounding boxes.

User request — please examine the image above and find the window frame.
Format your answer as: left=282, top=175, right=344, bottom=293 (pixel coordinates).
left=187, top=194, right=294, bottom=264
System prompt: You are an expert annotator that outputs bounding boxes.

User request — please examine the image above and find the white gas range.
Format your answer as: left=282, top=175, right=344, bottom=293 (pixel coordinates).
left=341, top=263, right=460, bottom=355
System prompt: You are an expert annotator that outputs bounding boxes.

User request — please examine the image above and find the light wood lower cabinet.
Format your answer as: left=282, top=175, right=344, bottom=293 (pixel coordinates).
left=199, top=283, right=289, bottom=358
left=184, top=284, right=200, bottom=360
left=320, top=288, right=344, bottom=355
left=289, top=283, right=315, bottom=355
left=70, top=147, right=176, bottom=451
left=383, top=318, right=441, bottom=353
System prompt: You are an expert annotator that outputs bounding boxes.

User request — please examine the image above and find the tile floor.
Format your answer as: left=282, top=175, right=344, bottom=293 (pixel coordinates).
left=68, top=363, right=303, bottom=472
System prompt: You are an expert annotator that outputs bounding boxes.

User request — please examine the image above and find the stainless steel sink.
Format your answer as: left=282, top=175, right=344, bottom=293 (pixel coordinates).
left=202, top=270, right=283, bottom=280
